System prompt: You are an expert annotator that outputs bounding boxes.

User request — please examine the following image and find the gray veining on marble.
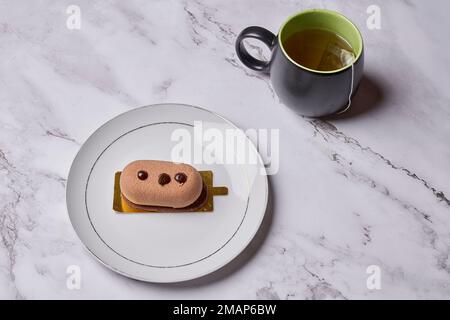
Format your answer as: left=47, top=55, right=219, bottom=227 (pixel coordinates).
left=0, top=0, right=449, bottom=299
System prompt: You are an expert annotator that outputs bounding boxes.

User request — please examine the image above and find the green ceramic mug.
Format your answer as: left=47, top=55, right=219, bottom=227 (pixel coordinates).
left=236, top=9, right=364, bottom=117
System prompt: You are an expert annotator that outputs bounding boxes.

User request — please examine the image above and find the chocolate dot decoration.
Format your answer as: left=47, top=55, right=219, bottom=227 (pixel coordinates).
left=137, top=170, right=148, bottom=180
left=158, top=173, right=171, bottom=186
left=174, top=172, right=187, bottom=184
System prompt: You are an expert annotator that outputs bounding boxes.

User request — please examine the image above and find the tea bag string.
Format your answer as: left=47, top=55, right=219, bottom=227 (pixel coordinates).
left=336, top=63, right=354, bottom=115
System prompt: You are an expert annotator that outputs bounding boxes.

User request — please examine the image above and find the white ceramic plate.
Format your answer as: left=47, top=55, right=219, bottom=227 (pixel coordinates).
left=66, top=104, right=268, bottom=283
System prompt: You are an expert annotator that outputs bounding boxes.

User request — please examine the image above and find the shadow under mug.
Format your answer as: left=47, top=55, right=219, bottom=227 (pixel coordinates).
left=235, top=9, right=364, bottom=117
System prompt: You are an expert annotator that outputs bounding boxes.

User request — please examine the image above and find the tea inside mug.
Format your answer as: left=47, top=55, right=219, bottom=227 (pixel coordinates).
left=282, top=28, right=356, bottom=72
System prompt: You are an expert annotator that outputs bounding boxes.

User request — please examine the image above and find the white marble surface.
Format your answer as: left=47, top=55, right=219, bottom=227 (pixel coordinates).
left=1, top=0, right=449, bottom=299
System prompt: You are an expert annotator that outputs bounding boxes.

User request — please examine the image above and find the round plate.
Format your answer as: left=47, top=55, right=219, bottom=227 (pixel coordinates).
left=66, top=104, right=268, bottom=283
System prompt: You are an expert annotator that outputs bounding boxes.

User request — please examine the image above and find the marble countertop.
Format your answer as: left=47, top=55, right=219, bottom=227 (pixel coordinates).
left=1, top=0, right=449, bottom=299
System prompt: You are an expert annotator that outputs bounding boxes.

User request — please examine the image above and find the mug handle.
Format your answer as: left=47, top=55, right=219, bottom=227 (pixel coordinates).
left=235, top=26, right=276, bottom=74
